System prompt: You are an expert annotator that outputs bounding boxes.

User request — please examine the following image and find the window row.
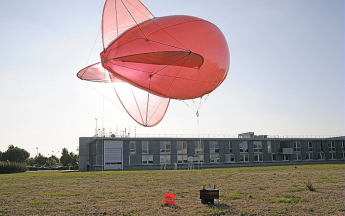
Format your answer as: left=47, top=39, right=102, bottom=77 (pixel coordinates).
left=129, top=140, right=344, bottom=160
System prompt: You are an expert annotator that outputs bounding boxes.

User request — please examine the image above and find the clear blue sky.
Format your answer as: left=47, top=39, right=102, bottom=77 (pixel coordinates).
left=0, top=0, right=343, bottom=158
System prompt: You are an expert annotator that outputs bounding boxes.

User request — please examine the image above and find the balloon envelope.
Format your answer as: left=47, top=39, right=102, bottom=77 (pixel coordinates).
left=77, top=0, right=230, bottom=127
left=101, top=15, right=230, bottom=100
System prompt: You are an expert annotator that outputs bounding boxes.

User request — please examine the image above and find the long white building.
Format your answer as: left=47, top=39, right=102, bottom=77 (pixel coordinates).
left=79, top=132, right=344, bottom=171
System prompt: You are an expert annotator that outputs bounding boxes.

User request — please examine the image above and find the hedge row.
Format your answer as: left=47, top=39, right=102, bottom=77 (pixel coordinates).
left=27, top=166, right=78, bottom=171
left=0, top=161, right=27, bottom=174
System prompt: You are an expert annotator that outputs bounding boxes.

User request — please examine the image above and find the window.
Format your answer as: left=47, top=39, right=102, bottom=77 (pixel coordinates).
left=130, top=141, right=136, bottom=155
left=267, top=141, right=272, bottom=153
left=293, top=141, right=301, bottom=152
left=239, top=141, right=249, bottom=162
left=177, top=141, right=187, bottom=164
left=142, top=155, right=153, bottom=164
left=239, top=141, right=248, bottom=152
left=254, top=141, right=263, bottom=162
left=293, top=141, right=301, bottom=161
left=318, top=152, right=325, bottom=160
left=240, top=153, right=249, bottom=162
left=320, top=142, right=323, bottom=152
left=210, top=141, right=220, bottom=163
left=318, top=142, right=324, bottom=160
left=254, top=153, right=263, bottom=162
left=294, top=152, right=301, bottom=161
left=342, top=141, right=345, bottom=159
left=129, top=141, right=135, bottom=165
left=160, top=141, right=171, bottom=164
left=283, top=155, right=289, bottom=161
left=328, top=141, right=336, bottom=160
left=306, top=141, right=313, bottom=160
left=142, top=141, right=153, bottom=165
left=225, top=142, right=235, bottom=163
left=254, top=141, right=262, bottom=152
left=209, top=141, right=219, bottom=153
left=160, top=141, right=171, bottom=154
left=308, top=141, right=313, bottom=151
left=271, top=153, right=276, bottom=161
left=194, top=141, right=204, bottom=163
left=142, top=141, right=148, bottom=154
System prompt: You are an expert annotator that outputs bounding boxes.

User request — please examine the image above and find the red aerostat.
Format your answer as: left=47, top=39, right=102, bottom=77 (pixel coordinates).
left=77, top=0, right=230, bottom=127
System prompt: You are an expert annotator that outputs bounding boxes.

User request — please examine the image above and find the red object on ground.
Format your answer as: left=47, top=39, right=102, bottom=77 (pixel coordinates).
left=164, top=193, right=176, bottom=205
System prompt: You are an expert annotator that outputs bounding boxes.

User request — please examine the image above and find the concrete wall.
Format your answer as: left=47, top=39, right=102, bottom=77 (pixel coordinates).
left=79, top=137, right=92, bottom=171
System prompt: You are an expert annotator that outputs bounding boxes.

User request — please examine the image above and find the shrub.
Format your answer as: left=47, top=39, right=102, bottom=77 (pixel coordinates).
left=0, top=161, right=27, bottom=174
left=305, top=179, right=315, bottom=191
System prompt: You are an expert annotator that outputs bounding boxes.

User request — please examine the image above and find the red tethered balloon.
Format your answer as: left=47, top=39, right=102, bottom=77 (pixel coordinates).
left=77, top=0, right=230, bottom=127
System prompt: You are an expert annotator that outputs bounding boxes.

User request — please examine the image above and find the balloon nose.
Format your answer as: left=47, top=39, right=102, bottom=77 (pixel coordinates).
left=103, top=58, right=109, bottom=63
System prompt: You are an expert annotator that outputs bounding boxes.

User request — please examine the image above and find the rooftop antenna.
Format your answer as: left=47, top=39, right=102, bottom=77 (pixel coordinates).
left=95, top=118, right=98, bottom=137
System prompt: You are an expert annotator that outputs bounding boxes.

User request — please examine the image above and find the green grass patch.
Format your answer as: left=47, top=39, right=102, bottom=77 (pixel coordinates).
left=198, top=204, right=235, bottom=216
left=271, top=195, right=304, bottom=203
left=288, top=187, right=307, bottom=192
left=317, top=177, right=336, bottom=183
left=221, top=191, right=247, bottom=200
left=39, top=192, right=73, bottom=196
left=28, top=200, right=50, bottom=205
left=278, top=209, right=288, bottom=214
left=338, top=206, right=345, bottom=211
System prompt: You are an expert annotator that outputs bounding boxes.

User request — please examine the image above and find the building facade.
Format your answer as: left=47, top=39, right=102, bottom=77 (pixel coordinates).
left=79, top=133, right=345, bottom=171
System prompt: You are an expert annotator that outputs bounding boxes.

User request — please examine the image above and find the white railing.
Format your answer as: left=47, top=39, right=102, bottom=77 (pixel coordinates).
left=93, top=132, right=343, bottom=139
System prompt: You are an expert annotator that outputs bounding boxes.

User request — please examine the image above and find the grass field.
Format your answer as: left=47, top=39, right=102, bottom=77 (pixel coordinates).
left=0, top=164, right=344, bottom=215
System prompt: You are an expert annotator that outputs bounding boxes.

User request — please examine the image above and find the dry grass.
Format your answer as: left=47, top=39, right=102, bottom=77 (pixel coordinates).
left=0, top=164, right=344, bottom=215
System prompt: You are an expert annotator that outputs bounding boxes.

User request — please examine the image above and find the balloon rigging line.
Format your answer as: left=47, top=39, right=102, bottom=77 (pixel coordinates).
left=115, top=0, right=119, bottom=38
left=145, top=78, right=152, bottom=126
left=147, top=39, right=189, bottom=52
left=149, top=19, right=188, bottom=51
left=199, top=94, right=210, bottom=108
left=150, top=52, right=191, bottom=76
left=85, top=26, right=102, bottom=68
left=120, top=0, right=148, bottom=40
left=192, top=100, right=199, bottom=111
left=181, top=100, right=197, bottom=113
left=102, top=80, right=105, bottom=132
left=82, top=80, right=127, bottom=114
left=129, top=85, right=145, bottom=125
left=148, top=97, right=167, bottom=125
left=105, top=68, right=146, bottom=124
left=123, top=0, right=154, bottom=19
left=162, top=55, right=189, bottom=97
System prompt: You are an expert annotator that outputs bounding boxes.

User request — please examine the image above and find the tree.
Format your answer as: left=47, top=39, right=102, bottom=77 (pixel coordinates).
left=0, top=151, right=2, bottom=161
left=2, top=145, right=30, bottom=163
left=50, top=155, right=59, bottom=164
left=60, top=148, right=79, bottom=167
left=70, top=152, right=79, bottom=166
left=26, top=157, right=35, bottom=166
left=34, top=153, right=48, bottom=167
left=46, top=156, right=58, bottom=167
left=60, top=148, right=71, bottom=166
